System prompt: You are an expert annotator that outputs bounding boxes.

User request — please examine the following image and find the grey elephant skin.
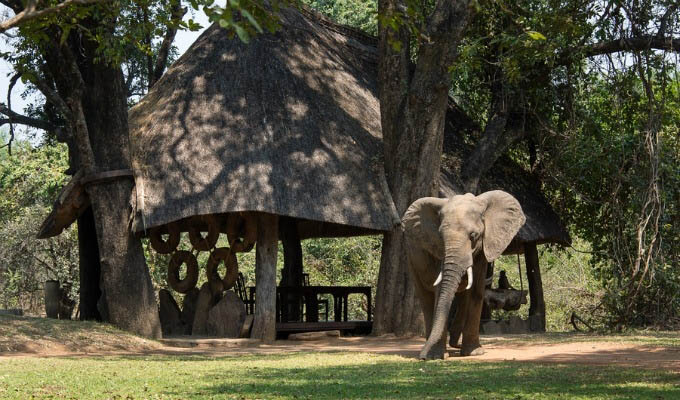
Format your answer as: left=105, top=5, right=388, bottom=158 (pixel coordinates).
left=402, top=191, right=525, bottom=360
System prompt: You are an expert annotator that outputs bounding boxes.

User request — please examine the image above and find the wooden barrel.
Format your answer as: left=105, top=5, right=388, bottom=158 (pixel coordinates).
left=44, top=280, right=60, bottom=319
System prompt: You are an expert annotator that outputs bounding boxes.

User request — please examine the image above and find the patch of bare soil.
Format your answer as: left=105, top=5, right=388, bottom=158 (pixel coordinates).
left=0, top=314, right=163, bottom=356
left=2, top=322, right=679, bottom=371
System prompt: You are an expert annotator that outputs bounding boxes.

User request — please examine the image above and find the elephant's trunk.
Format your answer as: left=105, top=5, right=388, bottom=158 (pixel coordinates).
left=420, top=228, right=472, bottom=360
left=419, top=262, right=466, bottom=359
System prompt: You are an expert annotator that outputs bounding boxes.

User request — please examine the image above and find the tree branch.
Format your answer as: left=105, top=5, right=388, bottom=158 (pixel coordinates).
left=557, top=35, right=680, bottom=66
left=0, top=104, right=56, bottom=131
left=0, top=0, right=110, bottom=33
left=149, top=0, right=186, bottom=89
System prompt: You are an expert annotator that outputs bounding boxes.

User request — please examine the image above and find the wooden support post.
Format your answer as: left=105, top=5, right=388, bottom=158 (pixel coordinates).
left=524, top=242, right=546, bottom=332
left=77, top=206, right=102, bottom=321
left=279, top=217, right=303, bottom=322
left=251, top=213, right=279, bottom=343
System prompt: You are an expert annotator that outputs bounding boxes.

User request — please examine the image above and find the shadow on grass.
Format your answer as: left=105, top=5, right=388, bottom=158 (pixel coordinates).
left=143, top=353, right=678, bottom=399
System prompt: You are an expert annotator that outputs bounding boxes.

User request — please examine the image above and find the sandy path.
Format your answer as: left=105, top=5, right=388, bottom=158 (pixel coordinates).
left=3, top=335, right=678, bottom=371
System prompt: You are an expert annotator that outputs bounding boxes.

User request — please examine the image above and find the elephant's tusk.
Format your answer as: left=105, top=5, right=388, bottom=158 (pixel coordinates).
left=433, top=272, right=443, bottom=287
left=465, top=266, right=473, bottom=290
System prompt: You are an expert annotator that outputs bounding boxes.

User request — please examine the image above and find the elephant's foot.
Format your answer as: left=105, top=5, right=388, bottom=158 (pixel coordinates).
left=449, top=332, right=461, bottom=348
left=419, top=341, right=448, bottom=360
left=460, top=343, right=485, bottom=357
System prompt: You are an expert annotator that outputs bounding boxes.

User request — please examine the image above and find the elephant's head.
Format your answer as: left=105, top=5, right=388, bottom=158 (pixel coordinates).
left=402, top=190, right=525, bottom=359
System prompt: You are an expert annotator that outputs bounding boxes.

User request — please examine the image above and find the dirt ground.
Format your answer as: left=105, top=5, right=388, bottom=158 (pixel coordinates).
left=3, top=334, right=679, bottom=371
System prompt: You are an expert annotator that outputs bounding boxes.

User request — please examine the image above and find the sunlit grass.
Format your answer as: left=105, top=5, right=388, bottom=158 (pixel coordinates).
left=1, top=352, right=678, bottom=399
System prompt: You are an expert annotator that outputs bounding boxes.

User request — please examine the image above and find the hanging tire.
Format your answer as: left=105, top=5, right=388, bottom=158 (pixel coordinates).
left=149, top=224, right=180, bottom=254
left=188, top=215, right=219, bottom=251
left=227, top=213, right=257, bottom=253
left=167, top=251, right=199, bottom=293
left=205, top=247, right=238, bottom=290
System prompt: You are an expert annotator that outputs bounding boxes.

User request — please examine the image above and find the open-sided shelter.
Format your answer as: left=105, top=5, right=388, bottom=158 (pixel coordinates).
left=39, top=6, right=569, bottom=337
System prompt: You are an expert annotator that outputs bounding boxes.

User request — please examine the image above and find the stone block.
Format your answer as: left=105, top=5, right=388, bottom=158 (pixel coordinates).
left=480, top=320, right=502, bottom=335
left=181, top=287, right=200, bottom=335
left=192, top=283, right=221, bottom=336
left=159, top=288, right=185, bottom=336
left=506, top=316, right=530, bottom=334
left=240, top=314, right=254, bottom=338
left=289, top=330, right=342, bottom=341
left=206, top=291, right=246, bottom=338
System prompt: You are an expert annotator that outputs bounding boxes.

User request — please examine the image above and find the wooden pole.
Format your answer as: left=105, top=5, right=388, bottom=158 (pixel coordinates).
left=251, top=213, right=279, bottom=343
left=524, top=242, right=546, bottom=332
left=279, top=216, right=303, bottom=321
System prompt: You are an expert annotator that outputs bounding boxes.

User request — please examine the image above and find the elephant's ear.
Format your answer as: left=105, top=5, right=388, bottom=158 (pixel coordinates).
left=477, top=190, right=526, bottom=261
left=402, top=197, right=448, bottom=258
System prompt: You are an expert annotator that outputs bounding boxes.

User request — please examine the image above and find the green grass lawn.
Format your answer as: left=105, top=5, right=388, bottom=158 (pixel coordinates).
left=1, top=352, right=678, bottom=399
left=485, top=331, right=680, bottom=348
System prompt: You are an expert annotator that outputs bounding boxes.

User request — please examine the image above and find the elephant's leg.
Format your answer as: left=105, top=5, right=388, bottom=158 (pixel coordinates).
left=448, top=292, right=468, bottom=348
left=460, top=256, right=488, bottom=356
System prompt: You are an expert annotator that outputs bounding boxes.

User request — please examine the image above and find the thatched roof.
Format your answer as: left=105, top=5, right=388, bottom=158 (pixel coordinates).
left=127, top=6, right=399, bottom=235
left=38, top=6, right=569, bottom=250
left=439, top=106, right=572, bottom=253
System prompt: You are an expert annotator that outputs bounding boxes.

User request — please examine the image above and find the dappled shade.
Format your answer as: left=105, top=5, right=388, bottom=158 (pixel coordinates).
left=127, top=7, right=399, bottom=235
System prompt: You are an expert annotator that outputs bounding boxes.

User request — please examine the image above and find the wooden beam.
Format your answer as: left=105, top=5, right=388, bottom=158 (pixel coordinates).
left=524, top=243, right=546, bottom=332
left=251, top=213, right=279, bottom=343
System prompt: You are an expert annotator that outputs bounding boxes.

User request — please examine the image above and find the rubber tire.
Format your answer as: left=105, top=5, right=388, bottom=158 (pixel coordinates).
left=167, top=251, right=199, bottom=293
left=188, top=215, right=219, bottom=251
left=205, top=247, right=239, bottom=290
left=226, top=214, right=256, bottom=253
left=149, top=224, right=180, bottom=254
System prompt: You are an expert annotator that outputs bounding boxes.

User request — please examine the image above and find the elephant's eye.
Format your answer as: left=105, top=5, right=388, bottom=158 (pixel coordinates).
left=469, top=232, right=480, bottom=242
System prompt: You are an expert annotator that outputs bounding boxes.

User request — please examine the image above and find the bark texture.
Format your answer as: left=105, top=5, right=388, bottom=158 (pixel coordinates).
left=373, top=0, right=475, bottom=336
left=251, top=213, right=279, bottom=343
left=37, top=19, right=162, bottom=337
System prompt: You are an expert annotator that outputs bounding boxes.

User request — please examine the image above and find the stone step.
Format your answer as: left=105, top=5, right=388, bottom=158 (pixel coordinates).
left=160, top=336, right=261, bottom=349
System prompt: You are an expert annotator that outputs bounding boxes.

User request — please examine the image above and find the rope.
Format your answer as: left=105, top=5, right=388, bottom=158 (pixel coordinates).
left=517, top=254, right=523, bottom=292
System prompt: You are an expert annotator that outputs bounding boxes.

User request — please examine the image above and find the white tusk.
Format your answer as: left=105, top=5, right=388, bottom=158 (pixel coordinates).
left=465, top=266, right=473, bottom=290
left=433, top=272, right=443, bottom=287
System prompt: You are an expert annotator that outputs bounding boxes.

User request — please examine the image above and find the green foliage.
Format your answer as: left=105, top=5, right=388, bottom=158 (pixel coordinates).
left=304, top=0, right=378, bottom=35
left=493, top=239, right=602, bottom=332
left=0, top=139, right=77, bottom=314
left=541, top=69, right=680, bottom=328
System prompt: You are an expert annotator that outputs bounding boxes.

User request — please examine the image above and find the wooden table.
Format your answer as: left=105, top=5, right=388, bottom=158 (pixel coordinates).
left=276, top=286, right=371, bottom=323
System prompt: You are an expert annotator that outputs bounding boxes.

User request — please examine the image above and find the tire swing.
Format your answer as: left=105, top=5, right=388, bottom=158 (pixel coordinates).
left=188, top=215, right=219, bottom=251
left=167, top=251, right=199, bottom=293
left=205, top=247, right=239, bottom=291
left=149, top=223, right=180, bottom=254
left=226, top=214, right=257, bottom=253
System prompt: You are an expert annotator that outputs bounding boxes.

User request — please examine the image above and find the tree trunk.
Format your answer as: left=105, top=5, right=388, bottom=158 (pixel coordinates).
left=373, top=0, right=475, bottom=336
left=77, top=206, right=102, bottom=321
left=524, top=243, right=546, bottom=332
left=251, top=213, right=278, bottom=343
left=41, top=30, right=162, bottom=337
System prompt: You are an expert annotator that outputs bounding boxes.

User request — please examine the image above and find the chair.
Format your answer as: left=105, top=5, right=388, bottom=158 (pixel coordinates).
left=302, top=273, right=329, bottom=321
left=235, top=272, right=255, bottom=314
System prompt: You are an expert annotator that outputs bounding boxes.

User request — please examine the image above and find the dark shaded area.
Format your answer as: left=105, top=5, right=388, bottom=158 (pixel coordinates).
left=77, top=206, right=102, bottom=321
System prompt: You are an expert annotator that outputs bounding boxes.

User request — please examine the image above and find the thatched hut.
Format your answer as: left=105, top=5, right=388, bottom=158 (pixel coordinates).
left=39, top=6, right=568, bottom=337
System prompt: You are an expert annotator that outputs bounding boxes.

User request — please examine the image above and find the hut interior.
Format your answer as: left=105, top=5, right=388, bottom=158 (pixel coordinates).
left=37, top=5, right=569, bottom=338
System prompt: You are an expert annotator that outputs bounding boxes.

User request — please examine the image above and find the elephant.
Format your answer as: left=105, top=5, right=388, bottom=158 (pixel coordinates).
left=402, top=190, right=525, bottom=360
